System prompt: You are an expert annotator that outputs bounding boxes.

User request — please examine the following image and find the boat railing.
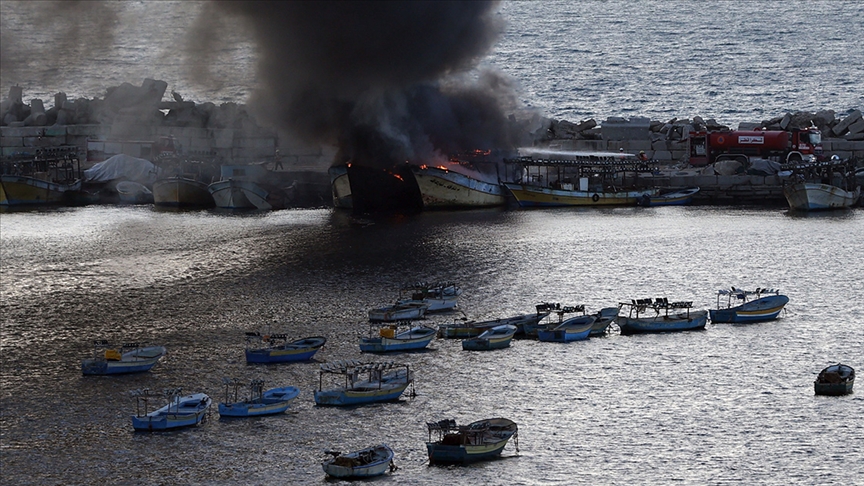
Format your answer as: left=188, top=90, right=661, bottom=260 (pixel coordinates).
left=715, top=287, right=781, bottom=308
left=620, top=298, right=693, bottom=318
left=318, top=360, right=411, bottom=391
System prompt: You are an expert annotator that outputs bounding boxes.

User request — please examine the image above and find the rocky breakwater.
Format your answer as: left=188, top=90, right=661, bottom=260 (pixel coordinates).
left=534, top=110, right=863, bottom=205
left=0, top=80, right=334, bottom=207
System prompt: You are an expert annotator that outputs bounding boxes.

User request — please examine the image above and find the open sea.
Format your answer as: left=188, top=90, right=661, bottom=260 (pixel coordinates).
left=1, top=1, right=864, bottom=485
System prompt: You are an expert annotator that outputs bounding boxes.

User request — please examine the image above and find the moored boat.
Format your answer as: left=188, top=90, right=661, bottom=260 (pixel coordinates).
left=617, top=298, right=708, bottom=334
left=328, top=164, right=353, bottom=209
left=783, top=182, right=860, bottom=210
left=411, top=164, right=506, bottom=209
left=368, top=301, right=429, bottom=322
left=209, top=178, right=272, bottom=209
left=438, top=308, right=551, bottom=339
left=218, top=379, right=300, bottom=417
left=502, top=152, right=658, bottom=208
left=152, top=176, right=214, bottom=207
left=314, top=360, right=414, bottom=406
left=131, top=388, right=211, bottom=431
left=81, top=340, right=166, bottom=375
left=426, top=417, right=518, bottom=465
left=814, top=363, right=855, bottom=396
left=322, top=444, right=396, bottom=479
left=397, top=281, right=462, bottom=312
left=783, top=157, right=861, bottom=210
left=710, top=287, right=789, bottom=323
left=1, top=147, right=83, bottom=206
left=244, top=333, right=326, bottom=364
left=462, top=324, right=518, bottom=351
left=590, top=307, right=619, bottom=336
left=523, top=303, right=582, bottom=338
left=116, top=180, right=153, bottom=204
left=359, top=323, right=437, bottom=353
left=537, top=314, right=595, bottom=342
left=637, top=187, right=700, bottom=206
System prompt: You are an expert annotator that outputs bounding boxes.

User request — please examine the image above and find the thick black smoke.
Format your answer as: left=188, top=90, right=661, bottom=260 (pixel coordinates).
left=206, top=1, right=526, bottom=167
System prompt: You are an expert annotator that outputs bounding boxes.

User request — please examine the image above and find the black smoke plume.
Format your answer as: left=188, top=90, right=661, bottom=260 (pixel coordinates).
left=205, top=1, right=527, bottom=167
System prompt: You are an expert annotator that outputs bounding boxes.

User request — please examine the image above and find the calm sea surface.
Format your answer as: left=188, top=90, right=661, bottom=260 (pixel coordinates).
left=1, top=1, right=862, bottom=124
left=1, top=206, right=862, bottom=485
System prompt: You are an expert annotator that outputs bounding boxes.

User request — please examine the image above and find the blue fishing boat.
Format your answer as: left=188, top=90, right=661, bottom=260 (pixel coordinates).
left=322, top=444, right=396, bottom=478
left=426, top=418, right=519, bottom=465
left=359, top=323, right=436, bottom=353
left=617, top=298, right=708, bottom=334
left=131, top=388, right=211, bottom=431
left=368, top=301, right=429, bottom=322
left=81, top=341, right=166, bottom=375
left=244, top=333, right=326, bottom=364
left=590, top=307, right=619, bottom=336
left=537, top=314, right=595, bottom=342
left=709, top=287, right=789, bottom=323
left=524, top=303, right=585, bottom=338
left=814, top=364, right=855, bottom=396
left=314, top=361, right=414, bottom=407
left=462, top=324, right=517, bottom=351
left=218, top=379, right=300, bottom=417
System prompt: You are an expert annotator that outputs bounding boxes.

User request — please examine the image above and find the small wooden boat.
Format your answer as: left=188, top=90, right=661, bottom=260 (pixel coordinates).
left=152, top=176, right=214, bottom=207
left=322, top=444, right=396, bottom=479
left=209, top=178, right=272, bottom=210
left=368, top=301, right=429, bottom=322
left=218, top=379, right=300, bottom=417
left=637, top=187, right=700, bottom=206
left=396, top=281, right=462, bottom=312
left=359, top=323, right=437, bottom=353
left=537, top=314, right=595, bottom=342
left=783, top=158, right=861, bottom=210
left=244, top=333, right=326, bottom=364
left=709, top=287, right=789, bottom=323
left=131, top=388, right=211, bottom=431
left=814, top=363, right=855, bottom=396
left=426, top=418, right=518, bottom=465
left=523, top=303, right=584, bottom=338
left=1, top=147, right=83, bottom=206
left=116, top=180, right=153, bottom=204
left=314, top=360, right=414, bottom=407
left=81, top=340, right=166, bottom=375
left=590, top=307, right=619, bottom=336
left=439, top=307, right=553, bottom=338
left=462, top=324, right=518, bottom=351
left=617, top=298, right=708, bottom=334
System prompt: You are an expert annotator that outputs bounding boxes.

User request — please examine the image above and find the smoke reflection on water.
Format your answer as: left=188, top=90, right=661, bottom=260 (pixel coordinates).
left=1, top=206, right=862, bottom=485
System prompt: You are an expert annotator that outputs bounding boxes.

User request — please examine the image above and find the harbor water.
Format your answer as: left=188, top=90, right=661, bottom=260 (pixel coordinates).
left=1, top=205, right=862, bottom=485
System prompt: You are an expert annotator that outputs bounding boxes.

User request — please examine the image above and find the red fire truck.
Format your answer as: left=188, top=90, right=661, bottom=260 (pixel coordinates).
left=688, top=128, right=822, bottom=166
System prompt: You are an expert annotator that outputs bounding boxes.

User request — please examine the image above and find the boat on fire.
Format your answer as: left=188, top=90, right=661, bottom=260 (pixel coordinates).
left=709, top=287, right=789, bottom=323
left=81, top=340, right=166, bottom=375
left=410, top=163, right=506, bottom=209
left=314, top=360, right=414, bottom=406
left=244, top=333, right=326, bottom=364
left=131, top=388, right=211, bottom=431
left=218, top=378, right=300, bottom=417
left=322, top=444, right=396, bottom=479
left=359, top=323, right=437, bottom=353
left=426, top=417, right=519, bottom=465
left=814, top=363, right=855, bottom=396
left=617, top=298, right=708, bottom=334
left=462, top=324, right=518, bottom=351
left=502, top=152, right=658, bottom=208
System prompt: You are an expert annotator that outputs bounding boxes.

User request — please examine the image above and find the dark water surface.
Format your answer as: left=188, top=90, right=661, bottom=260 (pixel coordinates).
left=1, top=206, right=862, bottom=485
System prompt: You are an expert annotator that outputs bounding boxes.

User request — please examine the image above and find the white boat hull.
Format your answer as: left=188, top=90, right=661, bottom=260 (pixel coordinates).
left=784, top=182, right=861, bottom=210
left=411, top=166, right=505, bottom=209
left=209, top=179, right=272, bottom=209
